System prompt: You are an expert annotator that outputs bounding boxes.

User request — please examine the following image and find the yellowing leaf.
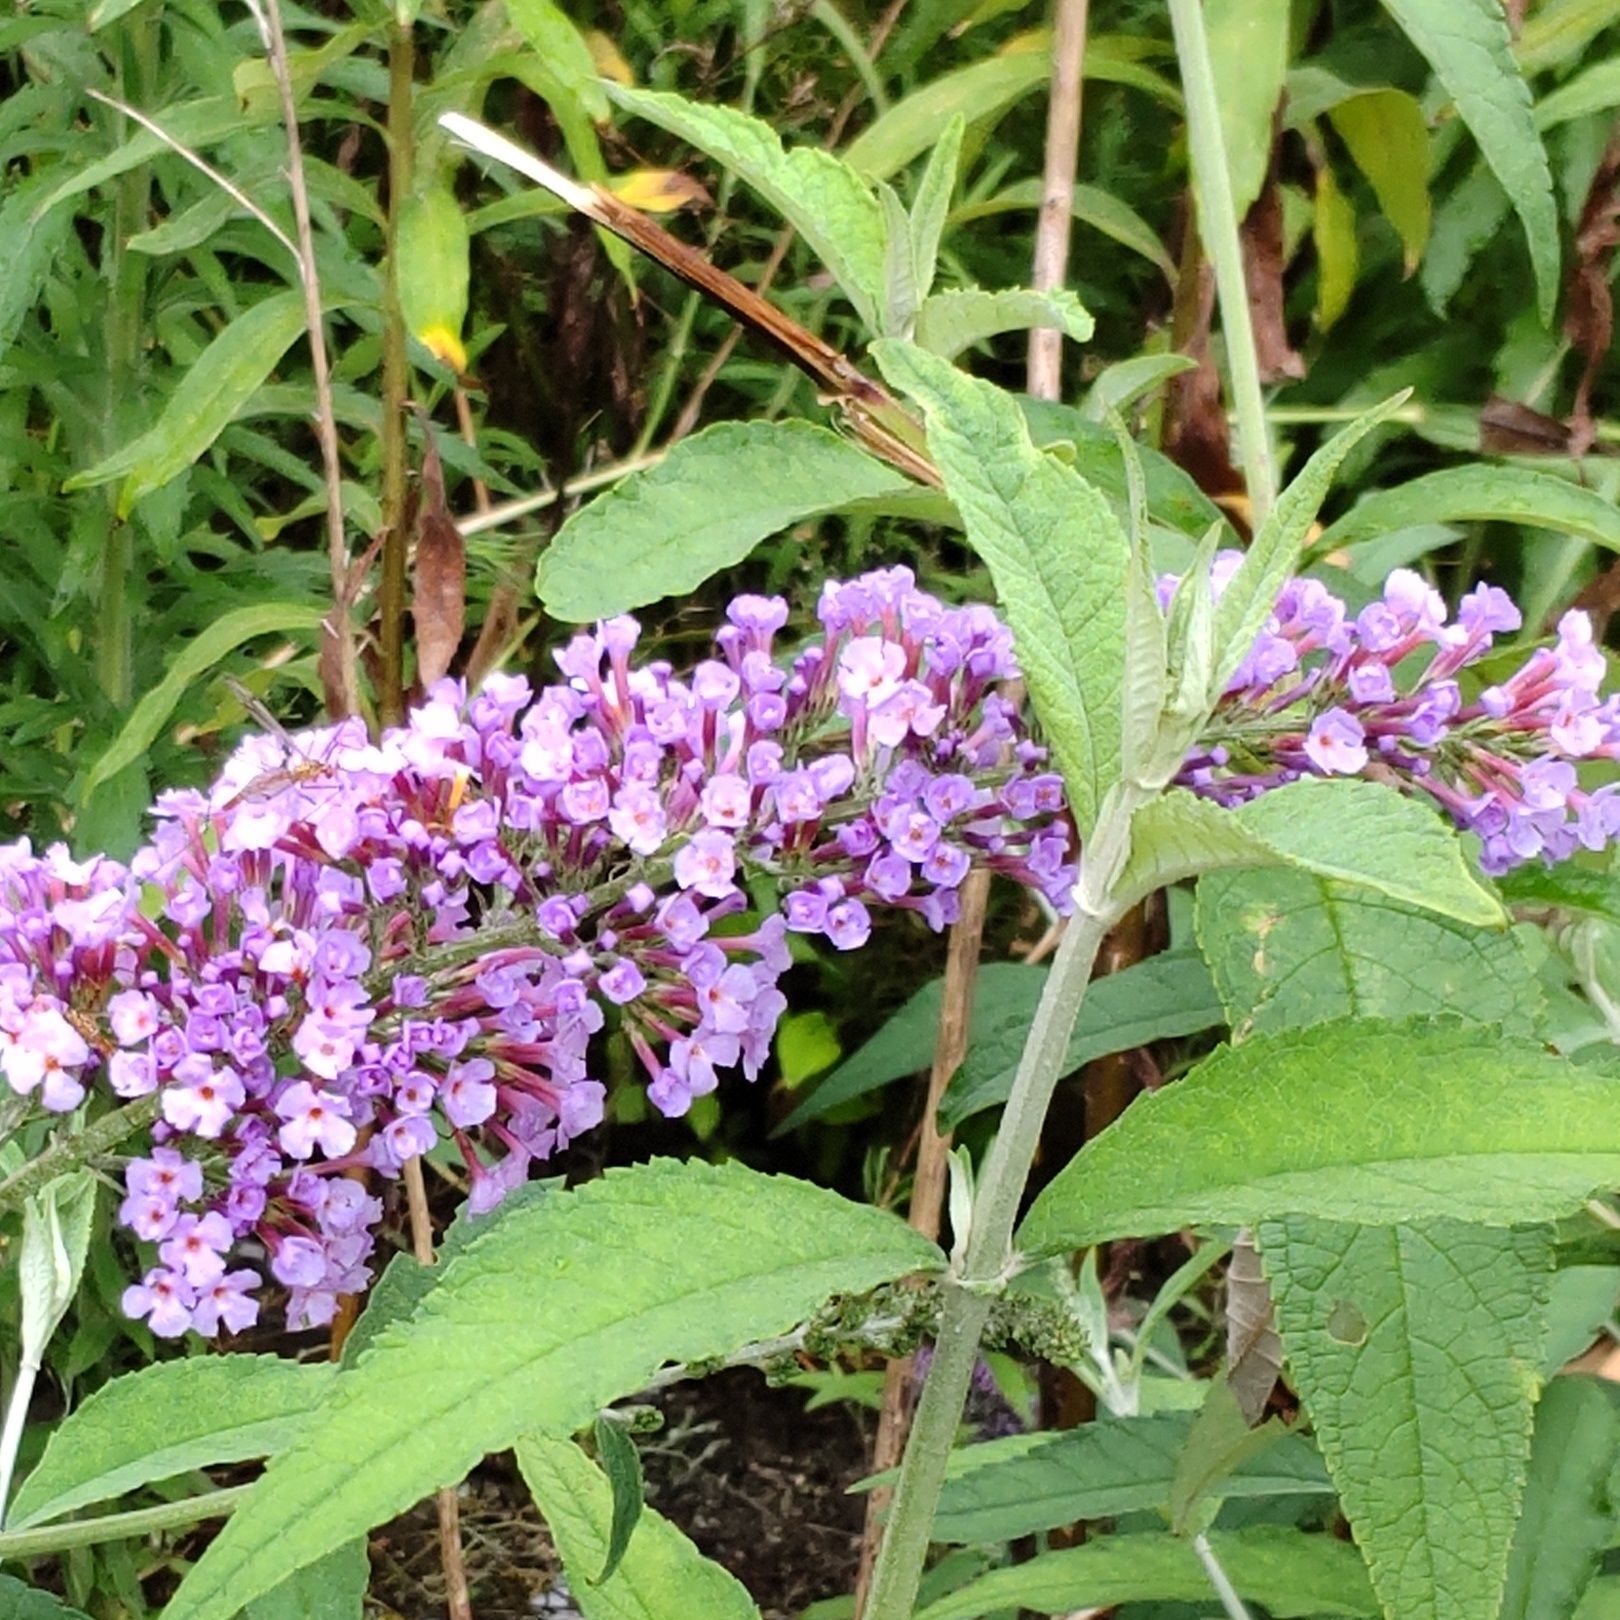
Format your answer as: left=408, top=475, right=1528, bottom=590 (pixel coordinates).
left=1328, top=89, right=1431, bottom=274
left=397, top=186, right=470, bottom=377
left=607, top=168, right=710, bottom=213
left=587, top=29, right=635, bottom=86
left=1313, top=162, right=1358, bottom=330
left=416, top=323, right=467, bottom=374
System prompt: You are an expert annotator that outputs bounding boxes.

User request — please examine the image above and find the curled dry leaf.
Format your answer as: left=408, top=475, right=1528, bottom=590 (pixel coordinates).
left=410, top=416, right=466, bottom=689
left=1240, top=180, right=1305, bottom=384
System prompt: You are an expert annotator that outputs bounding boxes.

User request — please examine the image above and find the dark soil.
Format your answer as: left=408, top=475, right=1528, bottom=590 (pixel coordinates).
left=369, top=1368, right=874, bottom=1619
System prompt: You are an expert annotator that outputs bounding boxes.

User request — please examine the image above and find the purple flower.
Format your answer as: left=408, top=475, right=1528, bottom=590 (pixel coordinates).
left=274, top=1082, right=358, bottom=1160
left=1304, top=709, right=1369, bottom=775
left=123, top=1268, right=196, bottom=1338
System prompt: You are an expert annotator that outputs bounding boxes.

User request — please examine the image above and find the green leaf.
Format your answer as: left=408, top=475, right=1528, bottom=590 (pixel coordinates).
left=536, top=421, right=931, bottom=622
left=778, top=954, right=1223, bottom=1132
left=1419, top=160, right=1510, bottom=316
left=397, top=185, right=471, bottom=371
left=1205, top=0, right=1290, bottom=219
left=1500, top=1377, right=1620, bottom=1620
left=1115, top=779, right=1504, bottom=927
left=913, top=1526, right=1376, bottom=1620
left=1262, top=1217, right=1552, bottom=1620
left=9, top=1356, right=333, bottom=1530
left=1376, top=0, right=1559, bottom=320
left=1210, top=396, right=1408, bottom=703
left=163, top=1160, right=940, bottom=1620
left=1018, top=1018, right=1620, bottom=1256
left=873, top=340, right=1130, bottom=835
left=1169, top=1381, right=1296, bottom=1536
left=1081, top=353, right=1198, bottom=421
left=79, top=603, right=327, bottom=803
left=1314, top=162, right=1360, bottom=330
left=0, top=181, right=72, bottom=366
left=506, top=0, right=609, bottom=121
left=922, top=1411, right=1329, bottom=1545
left=1536, top=56, right=1620, bottom=130
left=0, top=1576, right=92, bottom=1620
left=606, top=84, right=887, bottom=328
left=938, top=951, right=1224, bottom=1127
left=590, top=1414, right=644, bottom=1585
left=1316, top=465, right=1620, bottom=554
left=907, top=114, right=964, bottom=301
left=952, top=179, right=1176, bottom=283
left=516, top=1436, right=761, bottom=1620
left=1328, top=90, right=1432, bottom=272
left=1497, top=864, right=1620, bottom=928
left=18, top=1172, right=96, bottom=1367
left=243, top=1543, right=369, bottom=1620
left=1195, top=868, right=1542, bottom=1038
left=912, top=288, right=1093, bottom=359
left=844, top=36, right=1181, bottom=181
left=64, top=291, right=312, bottom=516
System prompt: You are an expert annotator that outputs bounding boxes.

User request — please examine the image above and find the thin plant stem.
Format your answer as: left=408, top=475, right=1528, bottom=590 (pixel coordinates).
left=1166, top=0, right=1276, bottom=526
left=402, top=1155, right=474, bottom=1620
left=246, top=0, right=361, bottom=720
left=456, top=454, right=662, bottom=539
left=377, top=20, right=416, bottom=729
left=1193, top=1531, right=1258, bottom=1620
left=0, top=1484, right=253, bottom=1559
left=862, top=879, right=1124, bottom=1620
left=1027, top=0, right=1090, bottom=397
left=0, top=1358, right=37, bottom=1529
left=853, top=870, right=990, bottom=1613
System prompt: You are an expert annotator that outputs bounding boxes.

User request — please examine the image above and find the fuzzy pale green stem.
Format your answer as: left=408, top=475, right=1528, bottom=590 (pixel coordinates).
left=0, top=1484, right=253, bottom=1558
left=862, top=862, right=1124, bottom=1620
left=0, top=1358, right=37, bottom=1530
left=1166, top=0, right=1276, bottom=526
left=0, top=1095, right=161, bottom=1219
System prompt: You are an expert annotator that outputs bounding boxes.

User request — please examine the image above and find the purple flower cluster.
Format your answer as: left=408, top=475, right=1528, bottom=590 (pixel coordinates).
left=1171, top=556, right=1620, bottom=873
left=0, top=570, right=1074, bottom=1337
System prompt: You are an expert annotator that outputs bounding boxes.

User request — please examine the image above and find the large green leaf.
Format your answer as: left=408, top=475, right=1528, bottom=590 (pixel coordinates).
left=605, top=85, right=887, bottom=328
left=874, top=341, right=1131, bottom=835
left=515, top=1436, right=761, bottom=1620
left=913, top=1526, right=1376, bottom=1620
left=79, top=603, right=327, bottom=803
left=1500, top=1377, right=1620, bottom=1620
left=1377, top=0, right=1558, bottom=319
left=9, top=1356, right=334, bottom=1529
left=922, top=1411, right=1329, bottom=1545
left=912, top=288, right=1093, bottom=360
left=506, top=0, right=608, bottom=120
left=242, top=1543, right=368, bottom=1620
left=1115, top=779, right=1504, bottom=927
left=1262, top=1217, right=1552, bottom=1620
left=536, top=420, right=935, bottom=622
left=163, top=1160, right=940, bottom=1620
left=1205, top=0, right=1290, bottom=219
left=1317, top=466, right=1620, bottom=554
left=777, top=953, right=1222, bottom=1132
left=64, top=291, right=312, bottom=516
left=1018, top=1019, right=1620, bottom=1256
left=1195, top=868, right=1541, bottom=1038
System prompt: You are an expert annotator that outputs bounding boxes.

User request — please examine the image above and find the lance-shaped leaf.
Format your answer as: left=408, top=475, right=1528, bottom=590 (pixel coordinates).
left=1500, top=1376, right=1620, bottom=1620
left=1316, top=465, right=1620, bottom=555
left=1114, top=778, right=1503, bottom=927
left=243, top=1543, right=368, bottom=1620
left=536, top=420, right=940, bottom=622
left=1018, top=1019, right=1620, bottom=1256
left=916, top=1410, right=1329, bottom=1545
left=1261, top=1217, right=1552, bottom=1620
left=516, top=1435, right=761, bottom=1620
left=8, top=1356, right=334, bottom=1529
left=1208, top=394, right=1408, bottom=703
left=913, top=1526, right=1376, bottom=1620
left=162, top=1160, right=940, bottom=1620
left=64, top=291, right=311, bottom=517
left=605, top=84, right=887, bottom=328
left=1378, top=0, right=1559, bottom=320
left=874, top=340, right=1130, bottom=835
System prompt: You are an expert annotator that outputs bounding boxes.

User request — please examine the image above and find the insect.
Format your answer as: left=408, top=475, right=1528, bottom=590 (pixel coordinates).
left=220, top=678, right=340, bottom=808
